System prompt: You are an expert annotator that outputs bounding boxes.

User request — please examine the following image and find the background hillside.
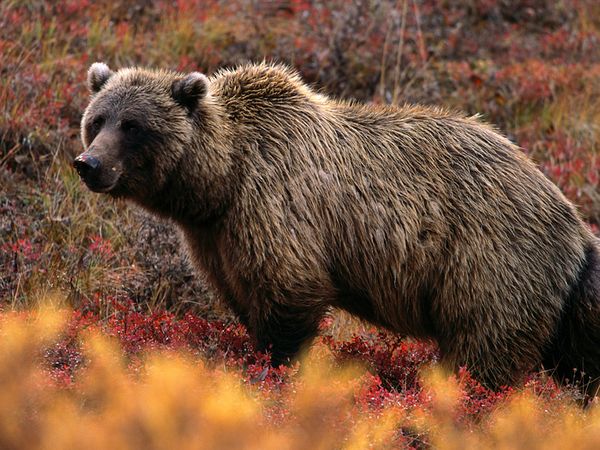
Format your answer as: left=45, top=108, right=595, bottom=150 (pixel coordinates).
left=1, top=1, right=600, bottom=448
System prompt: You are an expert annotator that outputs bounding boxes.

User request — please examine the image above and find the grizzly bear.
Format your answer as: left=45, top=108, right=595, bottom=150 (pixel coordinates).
left=75, top=61, right=600, bottom=394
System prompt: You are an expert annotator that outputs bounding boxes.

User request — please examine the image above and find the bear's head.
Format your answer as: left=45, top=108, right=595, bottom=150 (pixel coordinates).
left=75, top=63, right=209, bottom=200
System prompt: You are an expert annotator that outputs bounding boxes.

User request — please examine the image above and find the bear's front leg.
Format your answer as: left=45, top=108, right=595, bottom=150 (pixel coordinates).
left=251, top=301, right=328, bottom=367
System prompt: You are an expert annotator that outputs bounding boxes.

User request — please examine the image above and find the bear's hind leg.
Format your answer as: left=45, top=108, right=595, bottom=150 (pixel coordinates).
left=543, top=242, right=600, bottom=401
left=438, top=330, right=538, bottom=390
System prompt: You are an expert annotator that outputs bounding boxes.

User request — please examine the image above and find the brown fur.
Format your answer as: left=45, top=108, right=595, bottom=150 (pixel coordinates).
left=78, top=62, right=600, bottom=392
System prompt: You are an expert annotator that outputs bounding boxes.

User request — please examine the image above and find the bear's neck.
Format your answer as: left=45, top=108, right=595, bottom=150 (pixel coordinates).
left=140, top=162, right=227, bottom=227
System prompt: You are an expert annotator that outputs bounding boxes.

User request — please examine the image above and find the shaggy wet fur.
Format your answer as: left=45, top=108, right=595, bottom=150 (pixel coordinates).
left=79, top=62, right=600, bottom=393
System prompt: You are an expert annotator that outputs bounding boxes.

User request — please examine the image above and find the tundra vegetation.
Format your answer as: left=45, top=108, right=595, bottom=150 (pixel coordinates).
left=1, top=1, right=600, bottom=448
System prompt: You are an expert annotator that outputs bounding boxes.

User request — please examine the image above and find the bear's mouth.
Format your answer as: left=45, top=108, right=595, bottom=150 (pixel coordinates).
left=83, top=179, right=118, bottom=194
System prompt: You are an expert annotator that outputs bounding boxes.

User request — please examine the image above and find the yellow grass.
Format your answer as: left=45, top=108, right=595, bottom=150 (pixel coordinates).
left=0, top=304, right=598, bottom=449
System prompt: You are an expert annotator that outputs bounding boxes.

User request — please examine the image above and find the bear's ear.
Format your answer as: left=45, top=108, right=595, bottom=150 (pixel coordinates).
left=171, top=72, right=209, bottom=112
left=88, top=62, right=114, bottom=94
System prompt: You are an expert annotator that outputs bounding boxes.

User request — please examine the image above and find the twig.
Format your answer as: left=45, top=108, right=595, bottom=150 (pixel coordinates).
left=392, top=0, right=408, bottom=104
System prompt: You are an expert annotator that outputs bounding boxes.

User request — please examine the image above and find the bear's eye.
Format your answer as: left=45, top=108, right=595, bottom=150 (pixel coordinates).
left=121, top=120, right=140, bottom=135
left=90, top=116, right=104, bottom=135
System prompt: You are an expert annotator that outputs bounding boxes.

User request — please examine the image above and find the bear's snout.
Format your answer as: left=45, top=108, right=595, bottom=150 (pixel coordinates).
left=73, top=153, right=101, bottom=179
left=73, top=152, right=120, bottom=193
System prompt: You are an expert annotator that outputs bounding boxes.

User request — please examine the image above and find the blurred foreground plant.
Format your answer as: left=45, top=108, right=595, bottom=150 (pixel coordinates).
left=0, top=301, right=598, bottom=449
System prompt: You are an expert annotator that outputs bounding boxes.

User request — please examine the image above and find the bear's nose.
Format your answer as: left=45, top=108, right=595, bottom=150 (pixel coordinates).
left=73, top=153, right=101, bottom=179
